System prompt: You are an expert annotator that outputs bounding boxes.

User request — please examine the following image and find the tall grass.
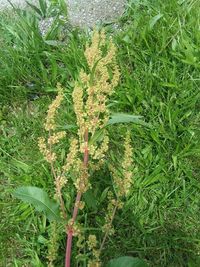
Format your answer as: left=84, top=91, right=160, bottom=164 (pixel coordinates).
left=0, top=6, right=85, bottom=103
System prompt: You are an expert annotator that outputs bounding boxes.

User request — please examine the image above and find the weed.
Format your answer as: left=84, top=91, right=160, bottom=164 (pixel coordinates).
left=0, top=0, right=200, bottom=266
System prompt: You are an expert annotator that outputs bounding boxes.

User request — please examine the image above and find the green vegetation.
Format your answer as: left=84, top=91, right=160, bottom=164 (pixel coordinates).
left=0, top=0, right=200, bottom=266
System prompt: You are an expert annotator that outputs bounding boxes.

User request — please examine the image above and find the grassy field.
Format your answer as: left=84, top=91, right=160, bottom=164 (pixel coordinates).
left=0, top=0, right=200, bottom=266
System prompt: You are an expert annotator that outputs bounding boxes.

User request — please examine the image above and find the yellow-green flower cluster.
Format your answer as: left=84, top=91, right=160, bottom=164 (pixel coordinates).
left=85, top=31, right=120, bottom=136
left=101, top=131, right=133, bottom=240
left=121, top=131, right=133, bottom=195
left=38, top=84, right=65, bottom=164
left=62, top=138, right=79, bottom=173
left=76, top=231, right=86, bottom=262
left=38, top=84, right=67, bottom=207
left=53, top=173, right=66, bottom=203
left=76, top=233, right=85, bottom=250
left=90, top=159, right=105, bottom=172
left=75, top=200, right=85, bottom=210
left=84, top=30, right=105, bottom=70
left=38, top=137, right=57, bottom=163
left=87, top=234, right=100, bottom=267
left=45, top=83, right=64, bottom=131
left=87, top=234, right=97, bottom=250
left=102, top=191, right=116, bottom=235
left=110, top=131, right=133, bottom=198
left=88, top=260, right=101, bottom=267
left=72, top=29, right=120, bottom=163
left=48, top=131, right=66, bottom=145
left=47, top=222, right=59, bottom=267
left=67, top=219, right=82, bottom=237
left=74, top=165, right=90, bottom=193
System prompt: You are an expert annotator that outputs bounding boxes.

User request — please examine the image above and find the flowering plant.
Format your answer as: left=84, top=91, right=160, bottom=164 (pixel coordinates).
left=14, top=29, right=147, bottom=267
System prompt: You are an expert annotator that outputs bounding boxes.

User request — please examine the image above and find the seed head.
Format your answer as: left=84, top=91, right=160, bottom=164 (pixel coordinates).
left=87, top=234, right=97, bottom=250
left=38, top=137, right=57, bottom=163
left=62, top=138, right=79, bottom=173
left=45, top=83, right=64, bottom=131
left=48, top=131, right=66, bottom=145
left=73, top=29, right=120, bottom=144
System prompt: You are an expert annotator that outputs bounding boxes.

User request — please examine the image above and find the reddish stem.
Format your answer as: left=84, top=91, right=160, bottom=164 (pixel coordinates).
left=65, top=228, right=73, bottom=267
left=65, top=130, right=89, bottom=267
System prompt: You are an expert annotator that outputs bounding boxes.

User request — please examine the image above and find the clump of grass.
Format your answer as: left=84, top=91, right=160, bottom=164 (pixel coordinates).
left=0, top=4, right=85, bottom=104
left=105, top=0, right=200, bottom=266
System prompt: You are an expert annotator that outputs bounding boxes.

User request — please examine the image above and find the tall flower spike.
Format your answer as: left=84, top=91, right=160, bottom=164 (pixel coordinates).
left=122, top=131, right=133, bottom=196
left=62, top=138, right=79, bottom=173
left=85, top=32, right=120, bottom=136
left=45, top=83, right=64, bottom=131
left=109, top=131, right=133, bottom=198
left=47, top=222, right=59, bottom=267
left=73, top=29, right=120, bottom=148
left=84, top=29, right=102, bottom=70
left=38, top=137, right=57, bottom=163
left=100, top=133, right=133, bottom=258
left=87, top=234, right=100, bottom=267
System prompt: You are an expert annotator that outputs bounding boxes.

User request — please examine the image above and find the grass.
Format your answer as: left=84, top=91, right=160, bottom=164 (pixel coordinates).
left=0, top=0, right=200, bottom=266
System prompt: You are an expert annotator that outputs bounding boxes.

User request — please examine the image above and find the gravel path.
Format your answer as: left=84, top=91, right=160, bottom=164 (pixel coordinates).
left=0, top=0, right=26, bottom=9
left=67, top=0, right=126, bottom=27
left=0, top=0, right=126, bottom=27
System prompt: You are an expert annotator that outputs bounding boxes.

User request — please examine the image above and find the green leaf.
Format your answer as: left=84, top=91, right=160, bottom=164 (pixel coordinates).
left=99, top=187, right=110, bottom=203
left=39, top=0, right=47, bottom=18
left=83, top=190, right=97, bottom=210
left=13, top=186, right=61, bottom=221
left=44, top=40, right=64, bottom=46
left=107, top=113, right=148, bottom=127
left=58, top=0, right=68, bottom=16
left=89, top=129, right=104, bottom=145
left=11, top=159, right=31, bottom=173
left=26, top=1, right=43, bottom=17
left=58, top=124, right=77, bottom=131
left=149, top=14, right=163, bottom=29
left=107, top=256, right=148, bottom=267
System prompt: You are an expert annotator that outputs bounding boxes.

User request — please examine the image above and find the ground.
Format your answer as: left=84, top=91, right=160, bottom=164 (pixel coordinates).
left=0, top=0, right=126, bottom=27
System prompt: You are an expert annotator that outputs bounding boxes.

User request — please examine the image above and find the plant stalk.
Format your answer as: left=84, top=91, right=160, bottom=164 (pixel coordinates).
left=49, top=130, right=67, bottom=220
left=99, top=201, right=118, bottom=253
left=65, top=130, right=89, bottom=267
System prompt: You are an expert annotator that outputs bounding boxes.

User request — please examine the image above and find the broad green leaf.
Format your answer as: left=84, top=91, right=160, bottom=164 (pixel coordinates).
left=13, top=186, right=61, bottom=221
left=107, top=256, right=148, bottom=267
left=107, top=113, right=148, bottom=127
